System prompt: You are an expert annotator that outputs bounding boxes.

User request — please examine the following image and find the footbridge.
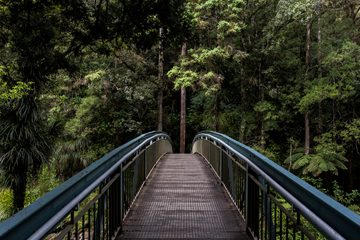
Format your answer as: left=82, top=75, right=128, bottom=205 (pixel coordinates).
left=1, top=131, right=360, bottom=239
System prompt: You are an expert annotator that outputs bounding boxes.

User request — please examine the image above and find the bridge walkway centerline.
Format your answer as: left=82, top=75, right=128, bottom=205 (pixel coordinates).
left=116, top=153, right=252, bottom=239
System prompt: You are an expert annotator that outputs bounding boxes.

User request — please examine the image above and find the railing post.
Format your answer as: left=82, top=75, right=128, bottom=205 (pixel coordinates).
left=94, top=183, right=104, bottom=240
left=208, top=139, right=211, bottom=163
left=245, top=162, right=249, bottom=226
left=220, top=145, right=223, bottom=184
left=144, top=145, right=147, bottom=185
left=120, top=164, right=124, bottom=228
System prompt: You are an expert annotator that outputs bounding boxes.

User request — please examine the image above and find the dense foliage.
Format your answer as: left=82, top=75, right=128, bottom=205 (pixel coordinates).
left=1, top=0, right=360, bottom=221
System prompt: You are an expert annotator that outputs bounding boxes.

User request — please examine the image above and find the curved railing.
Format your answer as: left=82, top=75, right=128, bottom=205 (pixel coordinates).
left=192, top=131, right=360, bottom=240
left=0, top=131, right=173, bottom=240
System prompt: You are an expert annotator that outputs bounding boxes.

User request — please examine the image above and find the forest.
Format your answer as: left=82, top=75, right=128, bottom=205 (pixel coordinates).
left=1, top=0, right=360, bottom=223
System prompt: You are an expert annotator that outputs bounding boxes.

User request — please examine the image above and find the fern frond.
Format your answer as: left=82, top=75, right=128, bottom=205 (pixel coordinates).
left=292, top=155, right=310, bottom=169
left=284, top=152, right=304, bottom=163
left=312, top=168, right=322, bottom=177
left=334, top=154, right=348, bottom=162
left=326, top=161, right=337, bottom=171
left=292, top=147, right=306, bottom=154
left=307, top=155, right=318, bottom=172
left=318, top=157, right=329, bottom=172
left=334, top=160, right=348, bottom=170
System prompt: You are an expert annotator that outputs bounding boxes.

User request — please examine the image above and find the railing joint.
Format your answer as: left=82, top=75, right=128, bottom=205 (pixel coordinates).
left=73, top=203, right=80, bottom=212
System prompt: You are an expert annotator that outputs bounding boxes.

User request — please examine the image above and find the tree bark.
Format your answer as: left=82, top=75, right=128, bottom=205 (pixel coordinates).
left=318, top=98, right=323, bottom=140
left=261, top=73, right=265, bottom=149
left=180, top=42, right=186, bottom=153
left=347, top=142, right=354, bottom=192
left=305, top=110, right=310, bottom=155
left=318, top=0, right=323, bottom=140
left=347, top=101, right=356, bottom=191
left=215, top=94, right=220, bottom=132
left=306, top=22, right=312, bottom=74
left=12, top=174, right=27, bottom=213
left=157, top=27, right=164, bottom=131
left=240, top=62, right=247, bottom=143
left=305, top=20, right=312, bottom=155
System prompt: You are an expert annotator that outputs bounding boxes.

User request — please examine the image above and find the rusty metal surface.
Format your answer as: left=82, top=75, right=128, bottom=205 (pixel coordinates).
left=117, top=154, right=252, bottom=239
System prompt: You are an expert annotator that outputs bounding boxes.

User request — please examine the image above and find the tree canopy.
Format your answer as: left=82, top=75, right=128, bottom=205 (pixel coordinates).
left=1, top=0, right=360, bottom=220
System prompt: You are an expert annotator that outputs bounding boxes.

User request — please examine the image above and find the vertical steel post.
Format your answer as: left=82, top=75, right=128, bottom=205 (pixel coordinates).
left=144, top=146, right=147, bottom=183
left=208, top=139, right=211, bottom=164
left=94, top=184, right=103, bottom=240
left=120, top=164, right=123, bottom=227
left=220, top=145, right=223, bottom=183
left=245, top=162, right=249, bottom=226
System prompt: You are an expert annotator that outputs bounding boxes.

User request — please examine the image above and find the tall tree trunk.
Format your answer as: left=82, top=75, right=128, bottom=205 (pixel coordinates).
left=347, top=3, right=357, bottom=190
left=333, top=91, right=336, bottom=134
left=305, top=111, right=310, bottom=155
left=240, top=62, right=247, bottom=143
left=215, top=94, right=220, bottom=132
left=318, top=97, right=323, bottom=140
left=305, top=21, right=312, bottom=155
left=347, top=141, right=354, bottom=192
left=261, top=73, right=265, bottom=149
left=180, top=42, right=186, bottom=153
left=157, top=27, right=164, bottom=131
left=347, top=101, right=356, bottom=191
left=318, top=0, right=323, bottom=140
left=306, top=22, right=312, bottom=74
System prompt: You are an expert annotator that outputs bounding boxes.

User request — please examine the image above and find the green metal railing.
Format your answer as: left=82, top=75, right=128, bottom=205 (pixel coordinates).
left=192, top=131, right=360, bottom=240
left=0, top=131, right=172, bottom=240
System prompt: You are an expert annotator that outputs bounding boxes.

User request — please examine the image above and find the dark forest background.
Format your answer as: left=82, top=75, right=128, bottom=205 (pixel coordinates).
left=1, top=0, right=360, bottom=220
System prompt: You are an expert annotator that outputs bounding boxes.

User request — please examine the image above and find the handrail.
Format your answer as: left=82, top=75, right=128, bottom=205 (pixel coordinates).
left=0, top=131, right=171, bottom=240
left=192, top=131, right=360, bottom=240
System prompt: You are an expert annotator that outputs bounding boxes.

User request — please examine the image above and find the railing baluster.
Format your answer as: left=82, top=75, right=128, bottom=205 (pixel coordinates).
left=82, top=215, right=84, bottom=240
left=274, top=204, right=277, bottom=238
left=93, top=199, right=96, bottom=239
left=120, top=163, right=124, bottom=225
left=280, top=210, right=282, bottom=239
left=286, top=215, right=289, bottom=239
left=76, top=222, right=78, bottom=240
left=293, top=216, right=296, bottom=240
left=88, top=209, right=91, bottom=240
left=261, top=187, right=263, bottom=239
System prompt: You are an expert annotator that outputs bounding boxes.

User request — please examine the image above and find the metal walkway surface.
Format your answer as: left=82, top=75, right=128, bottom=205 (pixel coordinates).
left=117, top=154, right=252, bottom=239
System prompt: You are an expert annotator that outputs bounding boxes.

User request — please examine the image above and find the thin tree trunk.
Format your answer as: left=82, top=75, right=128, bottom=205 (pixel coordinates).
left=215, top=94, right=220, bottom=132
left=306, top=22, right=312, bottom=74
left=347, top=142, right=354, bottom=191
left=318, top=98, right=323, bottom=139
left=333, top=96, right=336, bottom=133
left=305, top=111, right=310, bottom=155
left=318, top=0, right=323, bottom=140
left=261, top=74, right=265, bottom=149
left=345, top=3, right=357, bottom=190
left=180, top=42, right=186, bottom=153
left=240, top=63, right=247, bottom=143
left=347, top=101, right=356, bottom=191
left=157, top=27, right=164, bottom=131
left=305, top=20, right=312, bottom=155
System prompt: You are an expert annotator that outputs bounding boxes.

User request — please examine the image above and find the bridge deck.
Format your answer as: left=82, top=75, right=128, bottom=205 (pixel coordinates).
left=117, top=154, right=252, bottom=239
